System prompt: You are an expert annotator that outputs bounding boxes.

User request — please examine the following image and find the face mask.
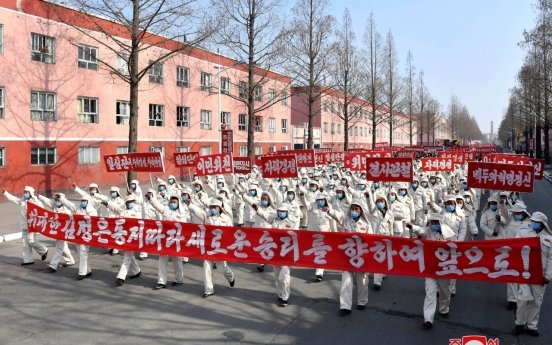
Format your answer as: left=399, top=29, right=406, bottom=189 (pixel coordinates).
left=250, top=190, right=256, bottom=196
left=81, top=202, right=88, bottom=209
left=322, top=174, right=326, bottom=178
left=287, top=195, right=294, bottom=201
left=308, top=174, right=313, bottom=178
left=302, top=179, right=307, bottom=184
left=310, top=187, right=317, bottom=192
left=512, top=195, right=518, bottom=201
left=350, top=211, right=359, bottom=218
left=373, top=183, right=379, bottom=189
left=337, top=193, right=344, bottom=200
left=55, top=202, right=62, bottom=208
left=437, top=178, right=442, bottom=182
left=210, top=208, right=219, bottom=216
left=361, top=175, right=366, bottom=180
left=217, top=184, right=223, bottom=189
left=159, top=186, right=165, bottom=191
left=430, top=179, right=435, bottom=184
left=261, top=200, right=268, bottom=207
left=333, top=176, right=338, bottom=180
left=127, top=203, right=135, bottom=210
left=181, top=196, right=188, bottom=203
left=531, top=222, right=542, bottom=231
left=464, top=198, right=470, bottom=204
left=317, top=200, right=325, bottom=207
left=193, top=177, right=198, bottom=181
left=23, top=194, right=30, bottom=200
left=194, top=187, right=201, bottom=192
left=90, top=190, right=97, bottom=196
left=168, top=179, right=174, bottom=185
left=399, top=191, right=406, bottom=196
left=514, top=214, right=523, bottom=221
left=341, top=180, right=346, bottom=185
left=280, top=186, right=286, bottom=192
left=376, top=202, right=385, bottom=210
left=169, top=204, right=178, bottom=210
left=421, top=183, right=428, bottom=187
left=462, top=184, right=467, bottom=189
left=358, top=185, right=365, bottom=191
left=446, top=205, right=455, bottom=212
left=328, top=185, right=334, bottom=190
left=489, top=205, right=497, bottom=211
left=109, top=192, right=117, bottom=199
left=383, top=183, right=389, bottom=187
left=389, top=196, right=396, bottom=203
left=431, top=225, right=441, bottom=232
left=131, top=185, right=136, bottom=190
left=239, top=179, right=244, bottom=183
left=411, top=183, right=418, bottom=189
left=278, top=211, right=287, bottom=220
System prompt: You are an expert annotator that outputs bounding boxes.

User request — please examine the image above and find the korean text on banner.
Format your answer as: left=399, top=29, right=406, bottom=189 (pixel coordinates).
left=221, top=130, right=233, bottom=153
left=194, top=152, right=233, bottom=176
left=104, top=152, right=165, bottom=173
left=421, top=158, right=454, bottom=172
left=438, top=152, right=465, bottom=164
left=261, top=155, right=298, bottom=178
left=173, top=152, right=200, bottom=167
left=365, top=157, right=414, bottom=182
left=233, top=157, right=252, bottom=174
left=27, top=203, right=543, bottom=284
left=467, top=162, right=535, bottom=193
left=277, top=149, right=315, bottom=167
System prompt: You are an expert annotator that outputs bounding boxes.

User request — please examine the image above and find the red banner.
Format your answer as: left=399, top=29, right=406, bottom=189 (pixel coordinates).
left=374, top=142, right=388, bottom=149
left=366, top=157, right=414, bottom=182
left=194, top=152, right=233, bottom=176
left=348, top=149, right=368, bottom=154
left=314, top=148, right=332, bottom=153
left=277, top=149, right=315, bottom=167
left=314, top=152, right=327, bottom=165
left=173, top=152, right=200, bottom=167
left=492, top=156, right=544, bottom=180
left=103, top=152, right=165, bottom=173
left=421, top=158, right=454, bottom=172
left=467, top=162, right=535, bottom=193
left=221, top=130, right=233, bottom=153
left=438, top=152, right=466, bottom=164
left=233, top=157, right=252, bottom=174
left=344, top=153, right=368, bottom=171
left=322, top=151, right=345, bottom=163
left=26, top=203, right=543, bottom=284
left=397, top=151, right=416, bottom=159
left=261, top=155, right=298, bottom=178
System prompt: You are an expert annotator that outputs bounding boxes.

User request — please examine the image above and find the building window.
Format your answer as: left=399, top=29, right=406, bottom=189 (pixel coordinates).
left=331, top=102, right=335, bottom=113
left=176, top=146, right=190, bottom=152
left=201, top=72, right=212, bottom=92
left=0, top=147, right=4, bottom=167
left=364, top=128, right=368, bottom=137
left=255, top=146, right=262, bottom=155
left=221, top=77, right=231, bottom=95
left=239, top=81, right=247, bottom=99
left=30, top=91, right=56, bottom=121
left=200, top=110, right=212, bottom=130
left=323, top=122, right=328, bottom=134
left=220, top=112, right=231, bottom=130
left=149, top=146, right=164, bottom=159
left=149, top=104, right=164, bottom=127
left=200, top=146, right=212, bottom=155
left=254, top=86, right=263, bottom=102
left=268, top=146, right=276, bottom=152
left=77, top=44, right=98, bottom=70
left=281, top=91, right=288, bottom=106
left=0, top=87, right=4, bottom=119
left=149, top=61, right=164, bottom=84
left=78, top=147, right=100, bottom=164
left=354, top=126, right=358, bottom=136
left=269, top=117, right=276, bottom=133
left=269, top=89, right=276, bottom=104
left=280, top=146, right=288, bottom=150
left=239, top=146, right=247, bottom=156
left=117, top=146, right=128, bottom=154
left=239, top=114, right=247, bottom=131
left=176, top=106, right=190, bottom=128
left=331, top=123, right=335, bottom=134
left=281, top=119, right=288, bottom=133
left=323, top=100, right=328, bottom=112
left=116, top=101, right=130, bottom=125
left=77, top=97, right=99, bottom=124
left=31, top=147, right=57, bottom=165
left=255, top=116, right=263, bottom=132
left=338, top=124, right=341, bottom=134
left=349, top=127, right=353, bottom=136
left=117, top=53, right=130, bottom=76
left=31, top=33, right=55, bottom=64
left=0, top=25, right=3, bottom=55
left=338, top=144, right=341, bottom=151
left=176, top=66, right=189, bottom=87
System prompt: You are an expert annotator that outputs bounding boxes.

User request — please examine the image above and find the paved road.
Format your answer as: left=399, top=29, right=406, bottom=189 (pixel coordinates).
left=1, top=181, right=551, bottom=345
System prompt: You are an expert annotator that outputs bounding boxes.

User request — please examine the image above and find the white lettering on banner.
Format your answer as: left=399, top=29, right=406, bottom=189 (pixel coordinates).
left=145, top=221, right=166, bottom=251
left=175, top=153, right=198, bottom=166
left=77, top=216, right=93, bottom=242
left=95, top=218, right=110, bottom=244
left=398, top=240, right=425, bottom=273
left=368, top=161, right=412, bottom=179
left=303, top=234, right=333, bottom=264
left=264, top=158, right=296, bottom=175
left=324, top=152, right=345, bottom=162
left=207, top=229, right=228, bottom=255
left=370, top=239, right=399, bottom=270
left=338, top=235, right=369, bottom=268
left=128, top=220, right=144, bottom=248
left=254, top=231, right=277, bottom=260
left=47, top=213, right=61, bottom=234
left=62, top=214, right=76, bottom=240
left=463, top=246, right=489, bottom=274
left=488, top=246, right=520, bottom=278
left=227, top=229, right=251, bottom=258
left=471, top=168, right=532, bottom=187
left=435, top=243, right=463, bottom=276
left=166, top=223, right=185, bottom=251
left=280, top=231, right=299, bottom=262
left=186, top=225, right=206, bottom=254
left=36, top=211, right=49, bottom=233
left=106, top=155, right=132, bottom=171
left=112, top=219, right=128, bottom=245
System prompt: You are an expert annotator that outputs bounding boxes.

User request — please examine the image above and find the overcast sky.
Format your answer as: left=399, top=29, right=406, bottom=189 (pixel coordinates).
left=331, top=0, right=535, bottom=134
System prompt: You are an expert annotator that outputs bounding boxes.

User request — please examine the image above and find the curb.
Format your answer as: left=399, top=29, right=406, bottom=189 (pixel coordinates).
left=0, top=232, right=22, bottom=244
left=544, top=171, right=552, bottom=184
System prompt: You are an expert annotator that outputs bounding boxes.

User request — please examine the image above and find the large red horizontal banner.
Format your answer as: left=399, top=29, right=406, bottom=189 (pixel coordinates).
left=481, top=155, right=544, bottom=180
left=467, top=162, right=535, bottom=193
left=261, top=155, right=298, bottom=178
left=397, top=151, right=416, bottom=159
left=277, top=149, right=315, bottom=167
left=438, top=152, right=467, bottom=164
left=173, top=152, right=200, bottom=167
left=366, top=157, right=414, bottom=182
left=233, top=157, right=252, bottom=174
left=194, top=152, right=233, bottom=176
left=314, top=152, right=326, bottom=165
left=104, top=152, right=165, bottom=172
left=26, top=203, right=543, bottom=284
left=421, top=158, right=454, bottom=172
left=314, top=148, right=332, bottom=153
left=374, top=142, right=388, bottom=149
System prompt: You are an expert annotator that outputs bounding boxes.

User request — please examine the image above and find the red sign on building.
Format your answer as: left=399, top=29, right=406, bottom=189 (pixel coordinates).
left=104, top=152, right=165, bottom=172
left=261, top=155, right=298, bottom=178
left=221, top=130, right=233, bottom=153
left=467, top=162, right=535, bottom=193
left=173, top=152, right=200, bottom=167
left=233, top=157, right=252, bottom=174
left=365, top=157, right=414, bottom=182
left=194, top=152, right=234, bottom=176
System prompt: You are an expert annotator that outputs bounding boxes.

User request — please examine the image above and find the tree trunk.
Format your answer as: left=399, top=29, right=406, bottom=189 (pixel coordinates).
left=127, top=0, right=141, bottom=185
left=247, top=1, right=256, bottom=159
left=307, top=96, right=314, bottom=148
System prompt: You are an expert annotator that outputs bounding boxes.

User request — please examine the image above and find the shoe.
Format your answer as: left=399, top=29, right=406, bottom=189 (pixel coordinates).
left=129, top=271, right=141, bottom=279
left=21, top=262, right=34, bottom=266
left=525, top=329, right=539, bottom=337
left=257, top=264, right=265, bottom=272
left=86, top=272, right=92, bottom=277
left=508, top=301, right=517, bottom=310
left=439, top=312, right=449, bottom=319
left=61, top=262, right=75, bottom=267
left=172, top=281, right=183, bottom=286
left=116, top=278, right=125, bottom=286
left=139, top=257, right=146, bottom=261
left=237, top=224, right=244, bottom=226
left=374, top=284, right=381, bottom=291
left=422, top=321, right=433, bottom=329
left=47, top=267, right=56, bottom=273
left=451, top=293, right=456, bottom=297
left=109, top=249, right=116, bottom=256
left=229, top=278, right=235, bottom=287
left=280, top=300, right=288, bottom=307
left=278, top=297, right=283, bottom=303
left=339, top=309, right=351, bottom=316
left=154, top=284, right=166, bottom=290
left=515, top=325, right=525, bottom=335
left=41, top=250, right=48, bottom=261
left=78, top=275, right=86, bottom=280
left=315, top=275, right=322, bottom=282
left=357, top=305, right=366, bottom=310
left=437, top=292, right=439, bottom=297
left=182, top=257, right=189, bottom=264
left=202, top=293, right=214, bottom=298
left=213, top=262, right=217, bottom=270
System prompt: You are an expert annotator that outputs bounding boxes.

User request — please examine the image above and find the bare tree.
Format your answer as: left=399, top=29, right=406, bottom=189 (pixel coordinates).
left=404, top=50, right=416, bottom=146
left=416, top=69, right=429, bottom=144
left=381, top=30, right=404, bottom=146
left=286, top=0, right=336, bottom=148
left=49, top=0, right=215, bottom=184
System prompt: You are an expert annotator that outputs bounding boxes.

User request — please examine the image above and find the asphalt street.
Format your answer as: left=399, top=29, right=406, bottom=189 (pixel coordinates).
left=0, top=181, right=551, bottom=345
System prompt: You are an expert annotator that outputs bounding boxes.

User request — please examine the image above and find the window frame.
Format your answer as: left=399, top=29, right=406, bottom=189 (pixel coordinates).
left=220, top=111, right=231, bottom=130
left=268, top=146, right=276, bottom=152
left=255, top=116, right=263, bottom=132
left=338, top=124, right=341, bottom=134
left=0, top=86, right=4, bottom=119
left=323, top=122, right=328, bottom=134
left=201, top=72, right=212, bottom=92
left=117, top=53, right=130, bottom=76
left=78, top=146, right=100, bottom=164
left=238, top=114, right=247, bottom=131
left=281, top=119, right=288, bottom=133
left=254, top=86, right=263, bottom=102
left=77, top=96, right=99, bottom=124
left=30, top=33, right=55, bottom=64
left=255, top=146, right=263, bottom=155
left=200, top=110, right=212, bottom=130
left=269, top=117, right=276, bottom=133
left=269, top=89, right=276, bottom=104
left=176, top=146, right=190, bottom=152
left=239, top=146, right=247, bottom=157
left=30, top=91, right=56, bottom=121
left=0, top=24, right=4, bottom=55
left=331, top=123, right=335, bottom=134
left=281, top=91, right=288, bottom=106
left=116, top=100, right=130, bottom=125
left=77, top=44, right=98, bottom=70
left=117, top=146, right=129, bottom=154
left=176, top=106, right=190, bottom=128
left=149, top=146, right=165, bottom=159
left=176, top=66, right=190, bottom=88
left=200, top=146, right=212, bottom=155
left=149, top=60, right=164, bottom=84
left=239, top=81, right=247, bottom=99
left=149, top=104, right=165, bottom=127
left=221, top=77, right=231, bottom=95
left=30, top=147, right=57, bottom=166
left=0, top=147, right=5, bottom=167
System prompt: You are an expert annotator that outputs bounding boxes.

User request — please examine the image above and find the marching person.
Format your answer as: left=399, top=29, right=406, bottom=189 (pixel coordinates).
left=2, top=186, right=48, bottom=265
left=95, top=186, right=125, bottom=255
left=480, top=195, right=507, bottom=240
left=74, top=183, right=104, bottom=216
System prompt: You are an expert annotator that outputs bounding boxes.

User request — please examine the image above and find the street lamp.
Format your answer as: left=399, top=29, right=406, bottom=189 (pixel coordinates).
left=214, top=58, right=247, bottom=153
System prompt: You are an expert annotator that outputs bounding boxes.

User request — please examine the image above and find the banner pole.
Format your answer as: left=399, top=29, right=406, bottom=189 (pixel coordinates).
left=124, top=172, right=129, bottom=190
left=148, top=173, right=154, bottom=189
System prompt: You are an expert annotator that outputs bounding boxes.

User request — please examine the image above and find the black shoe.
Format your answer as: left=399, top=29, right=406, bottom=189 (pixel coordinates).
left=78, top=272, right=92, bottom=280
left=78, top=275, right=86, bottom=280
left=339, top=309, right=351, bottom=316
left=139, top=257, right=146, bottom=261
left=278, top=297, right=283, bottom=303
left=109, top=249, right=115, bottom=256
left=237, top=224, right=244, bottom=226
left=437, top=292, right=439, bottom=297
left=154, top=284, right=166, bottom=290
left=172, top=281, right=183, bottom=286
left=357, top=305, right=366, bottom=310
left=280, top=300, right=288, bottom=307
left=515, top=325, right=525, bottom=335
left=526, top=329, right=539, bottom=337
left=508, top=301, right=517, bottom=310
left=229, top=278, right=235, bottom=287
left=257, top=264, right=265, bottom=272
left=41, top=250, right=48, bottom=261
left=422, top=321, right=433, bottom=329
left=315, top=275, right=322, bottom=282
left=47, top=267, right=56, bottom=273
left=451, top=293, right=456, bottom=297
left=439, top=312, right=449, bottom=319
left=86, top=272, right=92, bottom=277
left=213, top=263, right=217, bottom=270
left=21, top=262, right=34, bottom=266
left=116, top=278, right=125, bottom=286
left=202, top=293, right=214, bottom=298
left=61, top=262, right=75, bottom=267
left=374, top=284, right=381, bottom=291
left=129, top=271, right=141, bottom=279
